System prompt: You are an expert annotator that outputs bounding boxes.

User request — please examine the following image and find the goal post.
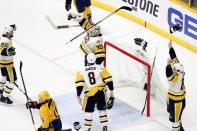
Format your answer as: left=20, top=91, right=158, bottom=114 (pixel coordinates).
left=104, top=41, right=151, bottom=117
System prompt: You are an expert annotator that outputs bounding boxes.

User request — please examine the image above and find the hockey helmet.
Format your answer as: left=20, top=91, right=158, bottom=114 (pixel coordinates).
left=87, top=28, right=101, bottom=37
left=173, top=63, right=184, bottom=73
left=38, top=91, right=50, bottom=103
left=87, top=53, right=96, bottom=64
left=3, top=24, right=16, bottom=34
left=134, top=38, right=148, bottom=50
left=73, top=121, right=81, bottom=130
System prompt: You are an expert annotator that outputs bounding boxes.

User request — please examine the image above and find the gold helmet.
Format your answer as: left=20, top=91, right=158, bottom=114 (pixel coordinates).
left=38, top=91, right=50, bottom=103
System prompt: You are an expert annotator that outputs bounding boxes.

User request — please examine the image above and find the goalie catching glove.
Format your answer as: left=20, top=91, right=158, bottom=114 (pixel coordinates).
left=107, top=97, right=115, bottom=109
left=26, top=101, right=41, bottom=109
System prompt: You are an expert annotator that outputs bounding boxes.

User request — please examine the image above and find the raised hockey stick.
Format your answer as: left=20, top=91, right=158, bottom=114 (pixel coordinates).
left=65, top=6, right=133, bottom=45
left=45, top=15, right=80, bottom=30
left=19, top=61, right=36, bottom=130
left=14, top=82, right=32, bottom=101
left=141, top=47, right=158, bottom=116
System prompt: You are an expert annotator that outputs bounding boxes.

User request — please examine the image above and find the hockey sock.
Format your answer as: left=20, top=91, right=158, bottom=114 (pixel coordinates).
left=84, top=112, right=93, bottom=131
left=98, top=110, right=108, bottom=127
left=3, top=82, right=14, bottom=97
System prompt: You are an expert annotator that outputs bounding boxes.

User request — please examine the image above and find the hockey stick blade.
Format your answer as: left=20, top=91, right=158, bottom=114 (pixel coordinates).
left=45, top=15, right=58, bottom=30
left=119, top=6, right=132, bottom=11
left=57, top=25, right=80, bottom=29
left=19, top=61, right=23, bottom=71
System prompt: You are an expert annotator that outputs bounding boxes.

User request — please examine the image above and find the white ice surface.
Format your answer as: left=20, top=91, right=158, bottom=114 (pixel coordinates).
left=0, top=0, right=197, bottom=131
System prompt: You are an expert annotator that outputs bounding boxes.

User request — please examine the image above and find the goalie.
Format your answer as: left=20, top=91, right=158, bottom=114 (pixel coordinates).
left=166, top=40, right=186, bottom=131
left=65, top=0, right=100, bottom=31
left=134, top=38, right=150, bottom=91
left=80, top=29, right=105, bottom=65
left=75, top=53, right=114, bottom=131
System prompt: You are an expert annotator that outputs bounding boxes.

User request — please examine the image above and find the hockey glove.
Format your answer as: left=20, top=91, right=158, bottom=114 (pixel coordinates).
left=107, top=97, right=115, bottom=109
left=26, top=101, right=41, bottom=109
left=7, top=47, right=16, bottom=56
left=134, top=38, right=143, bottom=46
left=170, top=23, right=182, bottom=33
left=65, top=0, right=72, bottom=11
left=73, top=121, right=81, bottom=131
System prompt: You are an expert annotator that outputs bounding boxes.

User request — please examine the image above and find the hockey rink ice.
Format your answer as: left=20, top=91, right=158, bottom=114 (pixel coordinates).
left=56, top=93, right=149, bottom=131
left=0, top=0, right=197, bottom=131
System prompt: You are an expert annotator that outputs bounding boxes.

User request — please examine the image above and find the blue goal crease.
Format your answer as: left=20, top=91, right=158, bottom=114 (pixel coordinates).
left=54, top=93, right=150, bottom=130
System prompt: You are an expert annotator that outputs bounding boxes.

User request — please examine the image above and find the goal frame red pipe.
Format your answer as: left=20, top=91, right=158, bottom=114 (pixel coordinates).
left=104, top=41, right=151, bottom=117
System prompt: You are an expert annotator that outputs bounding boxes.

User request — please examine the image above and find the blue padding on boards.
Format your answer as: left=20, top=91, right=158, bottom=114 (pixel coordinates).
left=55, top=93, right=150, bottom=130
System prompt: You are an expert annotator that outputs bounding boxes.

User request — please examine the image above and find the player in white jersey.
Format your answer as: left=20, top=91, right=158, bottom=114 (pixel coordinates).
left=166, top=41, right=185, bottom=131
left=134, top=38, right=150, bottom=90
left=75, top=53, right=114, bottom=131
left=80, top=29, right=105, bottom=65
left=0, top=24, right=17, bottom=104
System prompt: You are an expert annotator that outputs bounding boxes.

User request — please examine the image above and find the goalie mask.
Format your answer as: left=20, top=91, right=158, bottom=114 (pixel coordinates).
left=134, top=38, right=148, bottom=50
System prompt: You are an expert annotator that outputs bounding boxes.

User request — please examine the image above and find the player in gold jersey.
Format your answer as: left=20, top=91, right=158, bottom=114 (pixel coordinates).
left=26, top=91, right=62, bottom=131
left=65, top=0, right=100, bottom=31
left=75, top=53, right=114, bottom=131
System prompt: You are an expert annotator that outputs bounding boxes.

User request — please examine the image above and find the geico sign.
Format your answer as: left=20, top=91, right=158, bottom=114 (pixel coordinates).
left=168, top=7, right=197, bottom=40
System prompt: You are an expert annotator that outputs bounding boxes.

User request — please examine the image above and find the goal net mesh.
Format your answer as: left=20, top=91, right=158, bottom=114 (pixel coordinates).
left=104, top=41, right=166, bottom=116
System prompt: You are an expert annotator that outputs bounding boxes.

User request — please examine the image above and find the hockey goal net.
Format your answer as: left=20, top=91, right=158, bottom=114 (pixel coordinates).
left=104, top=41, right=153, bottom=117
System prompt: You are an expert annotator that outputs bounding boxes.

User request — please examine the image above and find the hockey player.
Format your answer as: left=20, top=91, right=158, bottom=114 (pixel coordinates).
left=134, top=38, right=149, bottom=90
left=65, top=0, right=100, bottom=31
left=80, top=29, right=105, bottom=65
left=166, top=41, right=186, bottom=131
left=0, top=24, right=17, bottom=104
left=75, top=53, right=114, bottom=131
left=26, top=91, right=62, bottom=131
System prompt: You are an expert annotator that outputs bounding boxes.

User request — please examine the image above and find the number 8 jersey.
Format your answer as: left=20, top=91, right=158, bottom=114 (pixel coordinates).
left=75, top=64, right=113, bottom=97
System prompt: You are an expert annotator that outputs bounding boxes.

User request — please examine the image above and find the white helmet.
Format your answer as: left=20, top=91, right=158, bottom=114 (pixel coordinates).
left=3, top=24, right=16, bottom=34
left=87, top=28, right=101, bottom=37
left=87, top=53, right=96, bottom=64
left=173, top=63, right=184, bottom=73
